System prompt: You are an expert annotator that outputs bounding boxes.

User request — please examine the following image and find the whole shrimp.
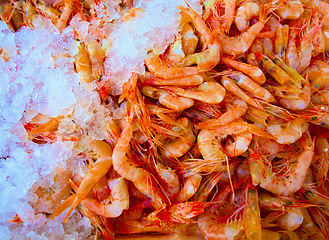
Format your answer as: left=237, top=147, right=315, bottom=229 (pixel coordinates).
left=82, top=177, right=129, bottom=218
left=266, top=117, right=308, bottom=144
left=275, top=0, right=304, bottom=19
left=140, top=86, right=194, bottom=112
left=221, top=57, right=266, bottom=84
left=49, top=138, right=114, bottom=223
left=165, top=81, right=226, bottom=104
left=162, top=117, right=196, bottom=158
left=196, top=95, right=248, bottom=129
left=235, top=1, right=260, bottom=32
left=179, top=4, right=221, bottom=71
left=249, top=132, right=314, bottom=196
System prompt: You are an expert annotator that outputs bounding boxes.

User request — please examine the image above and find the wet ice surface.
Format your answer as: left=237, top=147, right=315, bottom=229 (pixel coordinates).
left=0, top=0, right=201, bottom=238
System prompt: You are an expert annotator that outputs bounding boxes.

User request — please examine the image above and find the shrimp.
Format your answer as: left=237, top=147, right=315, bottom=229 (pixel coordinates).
left=307, top=59, right=329, bottom=86
left=220, top=20, right=266, bottom=55
left=221, top=57, right=266, bottom=84
left=55, top=0, right=73, bottom=30
left=197, top=213, right=244, bottom=240
left=299, top=187, right=329, bottom=217
left=34, top=0, right=61, bottom=25
left=275, top=0, right=304, bottom=19
left=286, top=20, right=317, bottom=73
left=314, top=137, right=329, bottom=187
left=144, top=51, right=199, bottom=80
left=82, top=177, right=129, bottom=218
left=176, top=173, right=202, bottom=202
left=266, top=117, right=308, bottom=144
left=74, top=41, right=94, bottom=83
left=275, top=208, right=304, bottom=231
left=86, top=40, right=105, bottom=81
left=165, top=81, right=226, bottom=104
left=221, top=76, right=263, bottom=110
left=178, top=5, right=221, bottom=71
left=198, top=121, right=272, bottom=159
left=21, top=0, right=37, bottom=29
left=141, top=72, right=205, bottom=86
left=49, top=139, right=113, bottom=223
left=243, top=187, right=262, bottom=240
left=222, top=71, right=275, bottom=102
left=181, top=22, right=198, bottom=56
left=235, top=1, right=260, bottom=32
left=155, top=163, right=180, bottom=202
left=196, top=96, right=248, bottom=129
left=249, top=132, right=314, bottom=196
left=162, top=117, right=196, bottom=158
left=274, top=25, right=289, bottom=62
left=140, top=86, right=194, bottom=111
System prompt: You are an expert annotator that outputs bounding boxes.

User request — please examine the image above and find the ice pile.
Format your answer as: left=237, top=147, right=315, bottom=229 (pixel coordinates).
left=103, top=0, right=201, bottom=95
left=0, top=19, right=93, bottom=239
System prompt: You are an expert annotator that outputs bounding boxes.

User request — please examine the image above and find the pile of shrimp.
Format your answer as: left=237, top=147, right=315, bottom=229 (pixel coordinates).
left=4, top=0, right=329, bottom=239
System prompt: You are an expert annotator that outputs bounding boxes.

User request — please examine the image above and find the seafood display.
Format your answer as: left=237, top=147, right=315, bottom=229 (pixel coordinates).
left=2, top=0, right=329, bottom=239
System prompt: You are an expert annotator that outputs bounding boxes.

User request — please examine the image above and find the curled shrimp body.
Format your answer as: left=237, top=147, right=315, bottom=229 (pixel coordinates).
left=266, top=118, right=308, bottom=144
left=275, top=208, right=304, bottom=231
left=275, top=0, right=304, bottom=19
left=197, top=213, right=243, bottom=240
left=176, top=173, right=202, bottom=202
left=83, top=177, right=129, bottom=218
left=235, top=1, right=260, bottom=32
left=140, top=86, right=194, bottom=111
left=220, top=20, right=265, bottom=55
left=49, top=139, right=113, bottom=223
left=165, top=81, right=226, bottom=104
left=156, top=163, right=180, bottom=202
left=145, top=52, right=199, bottom=80
left=179, top=5, right=221, bottom=71
left=162, top=117, right=196, bottom=158
left=250, top=132, right=314, bottom=196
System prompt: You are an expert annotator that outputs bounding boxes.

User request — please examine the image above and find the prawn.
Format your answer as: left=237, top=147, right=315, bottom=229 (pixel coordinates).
left=274, top=24, right=289, bottom=62
left=197, top=213, right=244, bottom=240
left=112, top=112, right=166, bottom=210
left=141, top=72, right=205, bottom=86
left=162, top=117, right=196, bottom=158
left=235, top=1, right=260, bottom=32
left=82, top=177, right=129, bottom=218
left=49, top=139, right=113, bottom=223
left=179, top=5, right=221, bottom=71
left=221, top=76, right=263, bottom=110
left=55, top=0, right=73, bottom=30
left=140, top=86, right=194, bottom=112
left=175, top=173, right=202, bottom=202
left=220, top=20, right=266, bottom=55
left=195, top=96, right=248, bottom=129
left=249, top=132, right=314, bottom=196
left=181, top=22, right=198, bottom=56
left=155, top=163, right=180, bottom=202
left=21, top=0, right=37, bottom=29
left=275, top=0, right=304, bottom=19
left=242, top=186, right=262, bottom=240
left=266, top=117, right=308, bottom=144
left=275, top=208, right=304, bottom=231
left=86, top=40, right=105, bottom=81
left=221, top=57, right=266, bottom=84
left=74, top=41, right=94, bottom=83
left=222, top=70, right=275, bottom=102
left=165, top=81, right=226, bottom=104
